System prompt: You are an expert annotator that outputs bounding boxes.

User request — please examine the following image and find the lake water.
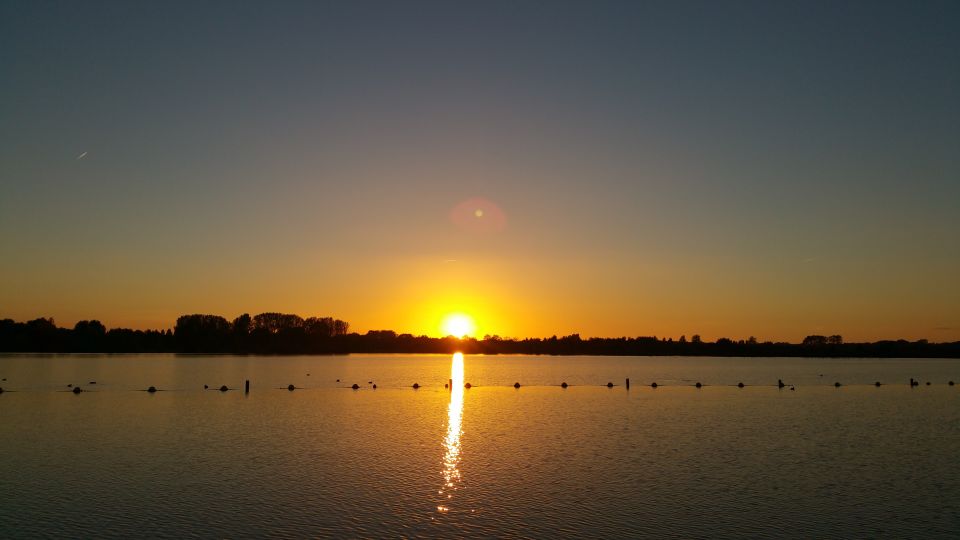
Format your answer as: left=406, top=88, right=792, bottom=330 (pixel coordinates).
left=1, top=354, right=958, bottom=538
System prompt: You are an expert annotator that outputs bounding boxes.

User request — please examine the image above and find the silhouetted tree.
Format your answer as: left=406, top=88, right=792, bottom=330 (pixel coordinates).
left=175, top=314, right=231, bottom=353
left=304, top=317, right=335, bottom=337
left=232, top=313, right=252, bottom=335
left=72, top=320, right=106, bottom=352
left=803, top=335, right=828, bottom=346
left=252, top=312, right=304, bottom=333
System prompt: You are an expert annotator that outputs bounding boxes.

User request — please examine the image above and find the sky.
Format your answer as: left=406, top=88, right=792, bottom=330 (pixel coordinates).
left=1, top=0, right=958, bottom=342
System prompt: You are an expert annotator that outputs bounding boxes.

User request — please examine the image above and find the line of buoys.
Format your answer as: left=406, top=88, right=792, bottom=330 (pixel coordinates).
left=21, top=377, right=960, bottom=395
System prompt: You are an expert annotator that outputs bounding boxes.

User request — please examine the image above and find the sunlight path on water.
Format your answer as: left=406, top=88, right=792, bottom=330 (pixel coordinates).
left=438, top=352, right=465, bottom=513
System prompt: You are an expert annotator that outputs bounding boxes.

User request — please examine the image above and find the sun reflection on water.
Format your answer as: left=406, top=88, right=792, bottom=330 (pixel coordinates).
left=438, top=352, right=465, bottom=513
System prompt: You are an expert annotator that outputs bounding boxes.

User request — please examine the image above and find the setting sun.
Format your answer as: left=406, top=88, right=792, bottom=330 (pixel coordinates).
left=441, top=313, right=476, bottom=338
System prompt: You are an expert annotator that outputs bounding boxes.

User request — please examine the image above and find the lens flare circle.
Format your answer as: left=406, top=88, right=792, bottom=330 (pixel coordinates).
left=449, top=197, right=506, bottom=234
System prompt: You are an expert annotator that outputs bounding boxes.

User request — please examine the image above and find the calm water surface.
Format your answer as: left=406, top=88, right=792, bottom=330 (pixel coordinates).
left=1, top=354, right=958, bottom=538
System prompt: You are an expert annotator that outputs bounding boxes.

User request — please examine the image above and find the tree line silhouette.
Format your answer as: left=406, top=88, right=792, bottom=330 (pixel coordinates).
left=1, top=315, right=958, bottom=357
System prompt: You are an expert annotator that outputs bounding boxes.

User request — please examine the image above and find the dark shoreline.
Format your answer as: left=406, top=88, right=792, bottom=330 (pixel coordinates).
left=3, top=316, right=958, bottom=358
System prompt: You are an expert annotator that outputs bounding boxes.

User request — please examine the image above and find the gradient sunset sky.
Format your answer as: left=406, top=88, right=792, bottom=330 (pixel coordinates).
left=1, top=1, right=958, bottom=342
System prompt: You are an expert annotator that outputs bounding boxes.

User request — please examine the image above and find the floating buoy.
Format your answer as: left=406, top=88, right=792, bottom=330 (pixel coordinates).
left=606, top=382, right=614, bottom=388
left=790, top=386, right=795, bottom=391
left=514, top=382, right=521, bottom=389
left=910, top=378, right=919, bottom=387
left=444, top=383, right=449, bottom=388
left=287, top=384, right=295, bottom=391
left=147, top=386, right=157, bottom=393
left=372, top=384, right=377, bottom=389
left=219, top=385, right=228, bottom=392
left=352, top=383, right=360, bottom=390
left=67, top=384, right=73, bottom=388
left=203, top=384, right=208, bottom=389
left=875, top=381, right=881, bottom=387
left=412, top=383, right=420, bottom=389
left=926, top=382, right=931, bottom=386
left=695, top=382, right=702, bottom=388
left=778, top=379, right=785, bottom=388
left=561, top=382, right=568, bottom=388
left=89, top=381, right=97, bottom=385
left=336, top=379, right=340, bottom=382
left=0, top=387, right=4, bottom=394
left=368, top=381, right=373, bottom=384
left=72, top=387, right=82, bottom=394
left=949, top=381, right=955, bottom=386
left=651, top=382, right=658, bottom=388
left=834, top=382, right=841, bottom=387
left=737, top=382, right=744, bottom=388
left=306, top=374, right=310, bottom=376
left=464, top=382, right=472, bottom=389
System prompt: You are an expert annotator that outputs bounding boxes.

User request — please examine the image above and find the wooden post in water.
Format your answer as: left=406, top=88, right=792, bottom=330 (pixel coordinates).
left=448, top=378, right=453, bottom=390
left=245, top=380, right=250, bottom=394
left=625, top=378, right=630, bottom=390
